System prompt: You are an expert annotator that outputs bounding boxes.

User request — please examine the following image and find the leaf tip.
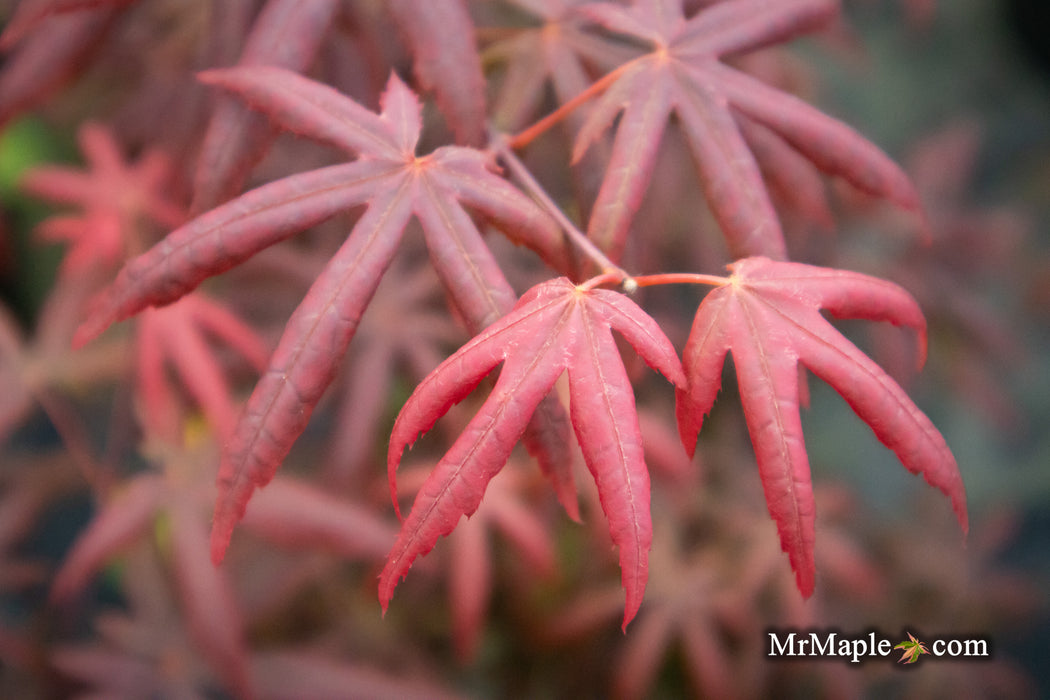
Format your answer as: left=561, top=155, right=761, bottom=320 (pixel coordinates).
left=561, top=496, right=582, bottom=523
left=386, top=449, right=407, bottom=522
left=916, top=328, right=929, bottom=371
left=209, top=521, right=231, bottom=566
left=71, top=322, right=97, bottom=351
left=955, top=497, right=970, bottom=538
left=382, top=69, right=411, bottom=96
left=72, top=290, right=115, bottom=349
left=674, top=388, right=700, bottom=459
left=620, top=607, right=638, bottom=633
left=196, top=68, right=228, bottom=87
left=377, top=562, right=405, bottom=617
left=210, top=463, right=253, bottom=566
left=794, top=563, right=816, bottom=600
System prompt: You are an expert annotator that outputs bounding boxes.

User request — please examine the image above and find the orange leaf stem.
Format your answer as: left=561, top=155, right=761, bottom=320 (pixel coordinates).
left=506, top=59, right=637, bottom=150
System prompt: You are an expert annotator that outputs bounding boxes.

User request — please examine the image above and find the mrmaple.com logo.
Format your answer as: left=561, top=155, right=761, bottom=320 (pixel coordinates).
left=766, top=628, right=991, bottom=664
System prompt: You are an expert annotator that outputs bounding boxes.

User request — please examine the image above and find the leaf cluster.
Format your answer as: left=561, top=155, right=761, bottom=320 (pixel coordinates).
left=0, top=1, right=992, bottom=696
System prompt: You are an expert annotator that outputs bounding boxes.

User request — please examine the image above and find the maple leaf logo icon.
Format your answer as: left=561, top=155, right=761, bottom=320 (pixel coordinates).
left=894, top=632, right=930, bottom=664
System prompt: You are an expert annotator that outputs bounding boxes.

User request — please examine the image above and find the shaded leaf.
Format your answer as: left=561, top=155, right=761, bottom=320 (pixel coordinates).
left=135, top=293, right=268, bottom=441
left=568, top=0, right=920, bottom=262
left=168, top=497, right=253, bottom=699
left=50, top=475, right=165, bottom=603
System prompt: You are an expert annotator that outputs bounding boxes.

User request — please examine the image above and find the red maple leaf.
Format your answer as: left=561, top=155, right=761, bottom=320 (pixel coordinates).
left=20, top=122, right=184, bottom=277
left=382, top=277, right=685, bottom=629
left=71, top=67, right=571, bottom=564
left=675, top=256, right=968, bottom=596
left=484, top=0, right=628, bottom=132
left=484, top=0, right=625, bottom=219
left=533, top=0, right=921, bottom=263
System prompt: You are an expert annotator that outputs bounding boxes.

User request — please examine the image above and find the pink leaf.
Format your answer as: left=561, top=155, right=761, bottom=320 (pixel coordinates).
left=676, top=256, right=967, bottom=596
left=570, top=0, right=920, bottom=261
left=0, top=0, right=136, bottom=49
left=382, top=278, right=683, bottom=627
left=241, top=476, right=395, bottom=560
left=210, top=183, right=412, bottom=562
left=0, top=8, right=116, bottom=127
left=72, top=67, right=573, bottom=564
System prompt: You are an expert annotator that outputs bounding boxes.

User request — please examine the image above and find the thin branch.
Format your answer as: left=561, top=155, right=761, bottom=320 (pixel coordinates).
left=633, top=272, right=729, bottom=288
left=491, top=131, right=627, bottom=281
left=506, top=60, right=635, bottom=150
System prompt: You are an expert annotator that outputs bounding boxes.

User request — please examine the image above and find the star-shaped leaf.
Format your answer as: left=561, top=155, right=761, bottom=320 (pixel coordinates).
left=894, top=631, right=929, bottom=664
left=20, top=122, right=184, bottom=277
left=485, top=0, right=628, bottom=132
left=383, top=277, right=685, bottom=628
left=568, top=0, right=921, bottom=262
left=676, top=256, right=967, bottom=597
left=72, top=67, right=571, bottom=565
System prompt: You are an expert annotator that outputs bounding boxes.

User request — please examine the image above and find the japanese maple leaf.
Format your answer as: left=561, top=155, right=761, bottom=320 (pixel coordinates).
left=20, top=122, right=184, bottom=277
left=382, top=277, right=685, bottom=628
left=566, top=0, right=921, bottom=262
left=484, top=0, right=626, bottom=218
left=894, top=631, right=929, bottom=664
left=0, top=274, right=125, bottom=454
left=323, top=261, right=465, bottom=489
left=50, top=469, right=253, bottom=698
left=861, top=122, right=1031, bottom=430
left=485, top=0, right=630, bottom=132
left=71, top=67, right=571, bottom=564
left=51, top=542, right=236, bottom=699
left=675, top=256, right=967, bottom=597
